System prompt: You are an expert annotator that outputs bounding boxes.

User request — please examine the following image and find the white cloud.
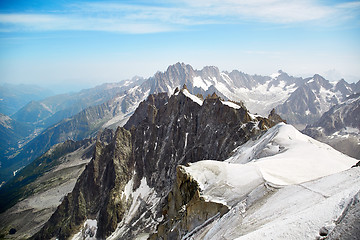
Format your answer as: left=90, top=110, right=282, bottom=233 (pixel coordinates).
left=0, top=0, right=359, bottom=33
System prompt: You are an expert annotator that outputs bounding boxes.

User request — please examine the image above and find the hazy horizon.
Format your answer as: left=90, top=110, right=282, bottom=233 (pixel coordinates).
left=1, top=0, right=360, bottom=91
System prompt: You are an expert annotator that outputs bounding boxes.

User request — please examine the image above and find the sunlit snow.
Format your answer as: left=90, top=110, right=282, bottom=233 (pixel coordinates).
left=221, top=101, right=241, bottom=109
left=183, top=123, right=359, bottom=240
left=181, top=89, right=203, bottom=105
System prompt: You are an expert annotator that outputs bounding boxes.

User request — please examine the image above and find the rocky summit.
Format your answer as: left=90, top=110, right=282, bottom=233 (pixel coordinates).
left=32, top=87, right=282, bottom=239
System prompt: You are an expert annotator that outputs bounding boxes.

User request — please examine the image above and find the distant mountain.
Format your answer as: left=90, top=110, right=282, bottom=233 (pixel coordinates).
left=31, top=88, right=281, bottom=240
left=303, top=93, right=360, bottom=159
left=11, top=77, right=144, bottom=129
left=275, top=74, right=359, bottom=128
left=149, top=64, right=304, bottom=116
left=0, top=113, right=33, bottom=163
left=0, top=83, right=54, bottom=116
left=0, top=87, right=148, bottom=183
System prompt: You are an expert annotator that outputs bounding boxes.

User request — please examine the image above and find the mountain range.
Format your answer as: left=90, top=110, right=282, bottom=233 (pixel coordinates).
left=1, top=63, right=359, bottom=184
left=0, top=84, right=54, bottom=116
left=303, top=93, right=360, bottom=159
left=0, top=63, right=359, bottom=239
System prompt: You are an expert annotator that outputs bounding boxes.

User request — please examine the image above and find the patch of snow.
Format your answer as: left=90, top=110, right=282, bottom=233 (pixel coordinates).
left=72, top=219, right=98, bottom=240
left=13, top=168, right=22, bottom=176
left=166, top=84, right=174, bottom=95
left=305, top=109, right=311, bottom=115
left=248, top=113, right=263, bottom=120
left=317, top=86, right=337, bottom=114
left=184, top=132, right=189, bottom=149
left=193, top=76, right=211, bottom=90
left=183, top=161, right=264, bottom=206
left=0, top=114, right=12, bottom=128
left=134, top=233, right=151, bottom=240
left=221, top=101, right=241, bottom=109
left=220, top=72, right=233, bottom=85
left=330, top=127, right=360, bottom=139
left=108, top=176, right=160, bottom=240
left=270, top=72, right=281, bottom=79
left=40, top=102, right=53, bottom=113
left=344, top=127, right=359, bottom=134
left=181, top=89, right=203, bottom=106
left=307, top=78, right=315, bottom=83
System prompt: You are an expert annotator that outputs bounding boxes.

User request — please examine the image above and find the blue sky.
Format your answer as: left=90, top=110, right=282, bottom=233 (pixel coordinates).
left=0, top=0, right=359, bottom=92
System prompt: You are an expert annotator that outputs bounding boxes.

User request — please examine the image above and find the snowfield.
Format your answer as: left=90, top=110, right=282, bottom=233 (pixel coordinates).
left=191, top=72, right=298, bottom=115
left=182, top=123, right=359, bottom=240
left=226, top=123, right=357, bottom=185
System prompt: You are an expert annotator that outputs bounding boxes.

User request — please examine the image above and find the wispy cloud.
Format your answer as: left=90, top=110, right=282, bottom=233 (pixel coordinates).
left=0, top=13, right=174, bottom=33
left=0, top=0, right=359, bottom=33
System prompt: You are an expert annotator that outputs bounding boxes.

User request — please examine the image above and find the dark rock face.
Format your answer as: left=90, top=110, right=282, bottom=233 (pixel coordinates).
left=32, top=127, right=133, bottom=240
left=32, top=89, right=281, bottom=240
left=150, top=165, right=229, bottom=240
left=268, top=108, right=287, bottom=124
left=124, top=93, right=169, bottom=130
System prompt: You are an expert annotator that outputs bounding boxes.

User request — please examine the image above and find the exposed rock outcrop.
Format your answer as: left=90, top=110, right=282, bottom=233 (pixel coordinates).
left=150, top=165, right=229, bottom=240
left=32, top=127, right=133, bottom=239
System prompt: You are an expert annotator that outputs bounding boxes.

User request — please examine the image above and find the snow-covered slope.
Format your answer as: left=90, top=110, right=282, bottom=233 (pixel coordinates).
left=226, top=123, right=356, bottom=185
left=176, top=123, right=359, bottom=239
left=192, top=167, right=360, bottom=240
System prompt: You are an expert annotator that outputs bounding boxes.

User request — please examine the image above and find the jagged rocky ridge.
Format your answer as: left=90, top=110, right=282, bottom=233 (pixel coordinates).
left=32, top=88, right=283, bottom=239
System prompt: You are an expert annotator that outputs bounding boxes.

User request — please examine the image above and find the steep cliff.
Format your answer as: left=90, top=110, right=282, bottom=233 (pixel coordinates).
left=32, top=88, right=280, bottom=239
